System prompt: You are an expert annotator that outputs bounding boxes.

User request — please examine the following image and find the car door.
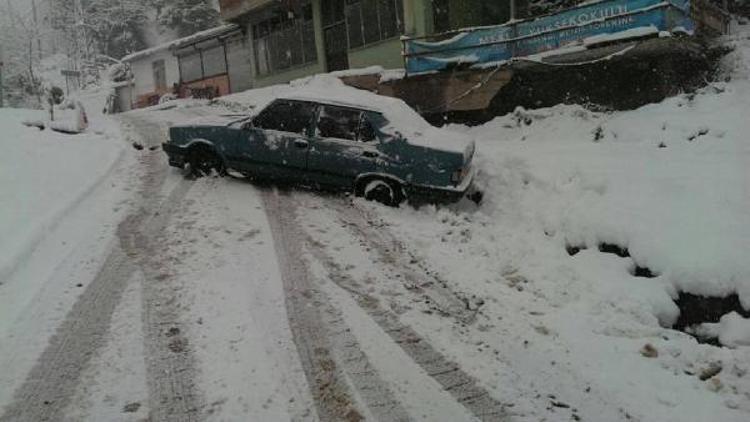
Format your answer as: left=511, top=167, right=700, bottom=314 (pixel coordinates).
left=307, top=105, right=381, bottom=187
left=233, top=100, right=315, bottom=178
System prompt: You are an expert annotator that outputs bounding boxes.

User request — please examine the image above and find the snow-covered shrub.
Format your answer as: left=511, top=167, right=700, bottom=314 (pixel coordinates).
left=107, top=63, right=133, bottom=83
left=159, top=93, right=178, bottom=104
left=48, top=86, right=65, bottom=106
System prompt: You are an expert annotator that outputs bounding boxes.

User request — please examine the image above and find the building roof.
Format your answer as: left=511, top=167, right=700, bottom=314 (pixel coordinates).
left=121, top=24, right=241, bottom=63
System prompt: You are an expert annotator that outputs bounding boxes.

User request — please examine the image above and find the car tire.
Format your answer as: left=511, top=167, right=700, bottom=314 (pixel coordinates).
left=360, top=178, right=405, bottom=207
left=187, top=146, right=226, bottom=178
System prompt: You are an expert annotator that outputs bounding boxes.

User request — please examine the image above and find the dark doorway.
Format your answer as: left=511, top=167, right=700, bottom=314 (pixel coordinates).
left=321, top=0, right=349, bottom=72
left=433, top=0, right=451, bottom=33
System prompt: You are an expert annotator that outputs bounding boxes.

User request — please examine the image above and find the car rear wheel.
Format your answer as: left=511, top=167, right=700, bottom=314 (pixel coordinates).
left=361, top=178, right=405, bottom=207
left=187, top=147, right=226, bottom=178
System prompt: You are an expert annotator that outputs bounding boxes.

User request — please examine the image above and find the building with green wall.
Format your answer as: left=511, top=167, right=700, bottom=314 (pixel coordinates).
left=218, top=0, right=525, bottom=89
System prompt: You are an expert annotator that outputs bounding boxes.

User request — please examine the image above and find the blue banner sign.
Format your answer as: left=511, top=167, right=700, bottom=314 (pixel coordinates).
left=403, top=0, right=694, bottom=74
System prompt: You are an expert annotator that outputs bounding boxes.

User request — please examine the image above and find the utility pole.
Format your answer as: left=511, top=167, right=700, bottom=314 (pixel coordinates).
left=510, top=0, right=517, bottom=21
left=31, top=0, right=42, bottom=60
left=1, top=57, right=4, bottom=109
left=2, top=0, right=12, bottom=108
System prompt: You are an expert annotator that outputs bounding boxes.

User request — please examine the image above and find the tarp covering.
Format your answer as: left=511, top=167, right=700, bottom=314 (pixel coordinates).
left=403, top=0, right=695, bottom=74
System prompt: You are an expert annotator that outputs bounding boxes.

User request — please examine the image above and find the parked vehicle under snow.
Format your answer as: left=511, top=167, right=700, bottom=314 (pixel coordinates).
left=163, top=91, right=477, bottom=206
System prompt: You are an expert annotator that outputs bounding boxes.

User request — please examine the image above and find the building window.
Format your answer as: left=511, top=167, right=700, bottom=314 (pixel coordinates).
left=253, top=4, right=317, bottom=76
left=153, top=59, right=166, bottom=90
left=179, top=52, right=204, bottom=83
left=202, top=46, right=228, bottom=77
left=345, top=0, right=403, bottom=49
left=178, top=45, right=229, bottom=83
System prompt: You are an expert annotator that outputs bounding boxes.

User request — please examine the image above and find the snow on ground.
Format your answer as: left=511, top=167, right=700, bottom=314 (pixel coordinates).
left=158, top=27, right=750, bottom=420
left=335, top=29, right=750, bottom=420
left=150, top=176, right=317, bottom=420
left=0, top=88, right=136, bottom=412
left=2, top=18, right=749, bottom=422
left=0, top=105, right=123, bottom=286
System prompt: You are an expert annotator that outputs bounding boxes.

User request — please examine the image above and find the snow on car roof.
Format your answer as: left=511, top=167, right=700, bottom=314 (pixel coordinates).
left=273, top=76, right=474, bottom=156
left=219, top=75, right=474, bottom=156
left=279, top=95, right=383, bottom=113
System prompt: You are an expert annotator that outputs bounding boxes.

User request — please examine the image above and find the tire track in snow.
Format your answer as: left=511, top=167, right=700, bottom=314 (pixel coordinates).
left=0, top=241, right=137, bottom=422
left=261, top=188, right=412, bottom=422
left=1, top=106, right=222, bottom=422
left=120, top=112, right=204, bottom=422
left=333, top=200, right=480, bottom=325
left=301, top=195, right=511, bottom=421
left=0, top=116, right=194, bottom=422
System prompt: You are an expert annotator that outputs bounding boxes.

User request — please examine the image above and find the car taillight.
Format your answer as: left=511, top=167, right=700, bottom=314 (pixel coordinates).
left=452, top=167, right=467, bottom=184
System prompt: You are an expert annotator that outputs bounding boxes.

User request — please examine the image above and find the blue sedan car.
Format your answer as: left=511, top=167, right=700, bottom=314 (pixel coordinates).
left=163, top=93, right=476, bottom=206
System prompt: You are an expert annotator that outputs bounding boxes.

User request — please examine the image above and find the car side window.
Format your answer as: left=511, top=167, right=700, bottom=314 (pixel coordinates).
left=358, top=115, right=377, bottom=143
left=317, top=106, right=360, bottom=141
left=253, top=100, right=315, bottom=135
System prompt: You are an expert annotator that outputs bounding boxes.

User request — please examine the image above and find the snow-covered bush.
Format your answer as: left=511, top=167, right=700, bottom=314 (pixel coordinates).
left=159, top=93, right=179, bottom=104
left=107, top=63, right=133, bottom=83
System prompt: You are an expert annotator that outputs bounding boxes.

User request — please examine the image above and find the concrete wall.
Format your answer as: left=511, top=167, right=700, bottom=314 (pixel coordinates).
left=114, top=84, right=135, bottom=113
left=127, top=49, right=180, bottom=98
left=226, top=34, right=254, bottom=93
left=404, top=0, right=434, bottom=36
left=181, top=75, right=232, bottom=98
left=348, top=38, right=403, bottom=70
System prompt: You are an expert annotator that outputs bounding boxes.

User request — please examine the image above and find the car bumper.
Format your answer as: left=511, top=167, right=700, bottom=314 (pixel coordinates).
left=407, top=167, right=477, bottom=203
left=163, top=142, right=187, bottom=168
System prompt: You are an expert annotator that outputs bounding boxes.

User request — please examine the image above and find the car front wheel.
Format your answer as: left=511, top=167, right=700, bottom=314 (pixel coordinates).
left=361, top=178, right=405, bottom=207
left=187, top=147, right=226, bottom=178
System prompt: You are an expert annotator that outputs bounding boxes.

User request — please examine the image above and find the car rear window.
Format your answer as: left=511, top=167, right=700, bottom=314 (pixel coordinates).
left=317, top=105, right=376, bottom=143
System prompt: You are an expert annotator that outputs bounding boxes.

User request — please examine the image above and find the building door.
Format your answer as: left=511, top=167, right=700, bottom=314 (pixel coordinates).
left=321, top=0, right=349, bottom=72
left=152, top=59, right=166, bottom=91
left=433, top=0, right=451, bottom=33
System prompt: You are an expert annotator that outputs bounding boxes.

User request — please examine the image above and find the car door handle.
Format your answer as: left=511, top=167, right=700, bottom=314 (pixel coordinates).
left=362, top=151, right=379, bottom=158
left=294, top=139, right=309, bottom=149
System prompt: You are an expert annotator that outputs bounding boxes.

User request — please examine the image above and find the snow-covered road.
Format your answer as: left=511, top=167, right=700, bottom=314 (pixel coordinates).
left=3, top=27, right=750, bottom=422
left=0, top=105, right=511, bottom=421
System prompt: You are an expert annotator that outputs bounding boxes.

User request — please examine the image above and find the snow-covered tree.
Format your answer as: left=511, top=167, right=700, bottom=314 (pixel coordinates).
left=1, top=3, right=45, bottom=107
left=156, top=0, right=220, bottom=38
left=85, top=0, right=149, bottom=59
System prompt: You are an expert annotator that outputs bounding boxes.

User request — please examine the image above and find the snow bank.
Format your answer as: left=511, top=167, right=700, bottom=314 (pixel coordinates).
left=0, top=107, right=123, bottom=282
left=349, top=23, right=750, bottom=422
left=695, top=313, right=750, bottom=348
left=450, top=35, right=750, bottom=310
